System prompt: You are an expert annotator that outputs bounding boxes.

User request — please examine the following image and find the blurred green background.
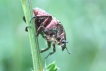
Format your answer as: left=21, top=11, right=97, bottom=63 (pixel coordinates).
left=0, top=0, right=106, bottom=71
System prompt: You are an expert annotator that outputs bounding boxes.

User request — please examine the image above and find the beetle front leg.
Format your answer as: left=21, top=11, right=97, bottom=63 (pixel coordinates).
left=31, top=15, right=52, bottom=37
left=30, top=15, right=51, bottom=23
left=45, top=44, right=56, bottom=58
left=36, top=25, right=45, bottom=36
left=40, top=41, right=51, bottom=53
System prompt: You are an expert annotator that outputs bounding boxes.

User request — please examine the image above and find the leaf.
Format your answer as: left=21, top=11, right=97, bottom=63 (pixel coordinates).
left=45, top=61, right=60, bottom=71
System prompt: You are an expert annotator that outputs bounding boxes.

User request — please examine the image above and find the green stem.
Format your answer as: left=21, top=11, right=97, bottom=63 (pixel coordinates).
left=21, top=0, right=42, bottom=71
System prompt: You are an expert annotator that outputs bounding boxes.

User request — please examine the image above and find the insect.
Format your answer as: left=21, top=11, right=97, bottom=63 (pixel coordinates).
left=23, top=7, right=71, bottom=58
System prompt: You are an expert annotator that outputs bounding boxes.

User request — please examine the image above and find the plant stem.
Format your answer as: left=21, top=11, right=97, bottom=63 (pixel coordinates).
left=21, top=0, right=42, bottom=71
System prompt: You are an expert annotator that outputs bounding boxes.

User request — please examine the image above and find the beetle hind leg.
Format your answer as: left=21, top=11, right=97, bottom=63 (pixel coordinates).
left=40, top=41, right=51, bottom=53
left=45, top=44, right=56, bottom=59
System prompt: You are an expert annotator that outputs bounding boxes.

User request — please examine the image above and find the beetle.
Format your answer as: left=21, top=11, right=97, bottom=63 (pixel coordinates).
left=23, top=7, right=71, bottom=58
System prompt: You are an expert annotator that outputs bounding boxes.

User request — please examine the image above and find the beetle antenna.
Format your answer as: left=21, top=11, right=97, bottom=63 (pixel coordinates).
left=66, top=47, right=71, bottom=54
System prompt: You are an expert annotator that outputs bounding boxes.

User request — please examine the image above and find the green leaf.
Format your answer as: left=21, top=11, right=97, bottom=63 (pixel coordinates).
left=45, top=61, right=59, bottom=71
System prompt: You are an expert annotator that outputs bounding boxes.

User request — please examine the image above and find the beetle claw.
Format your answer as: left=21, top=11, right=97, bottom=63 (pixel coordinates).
left=25, top=27, right=28, bottom=32
left=25, top=26, right=31, bottom=32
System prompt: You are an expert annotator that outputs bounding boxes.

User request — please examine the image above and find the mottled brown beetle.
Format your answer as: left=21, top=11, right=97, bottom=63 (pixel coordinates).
left=23, top=7, right=71, bottom=58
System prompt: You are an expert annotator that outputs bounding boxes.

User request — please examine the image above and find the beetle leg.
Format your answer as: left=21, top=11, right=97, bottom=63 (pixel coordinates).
left=36, top=16, right=52, bottom=37
left=30, top=15, right=51, bottom=23
left=30, top=15, right=52, bottom=26
left=24, top=15, right=46, bottom=23
left=41, top=16, right=52, bottom=27
left=36, top=25, right=45, bottom=36
left=45, top=44, right=56, bottom=58
left=28, top=15, right=52, bottom=37
left=40, top=41, right=51, bottom=53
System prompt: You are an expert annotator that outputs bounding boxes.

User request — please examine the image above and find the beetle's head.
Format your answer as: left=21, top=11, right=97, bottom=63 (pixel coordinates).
left=60, top=39, right=68, bottom=51
left=56, top=37, right=71, bottom=54
left=56, top=37, right=67, bottom=50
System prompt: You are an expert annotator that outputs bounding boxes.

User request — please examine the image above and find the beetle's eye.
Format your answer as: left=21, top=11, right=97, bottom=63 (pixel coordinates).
left=61, top=40, right=65, bottom=43
left=61, top=40, right=68, bottom=43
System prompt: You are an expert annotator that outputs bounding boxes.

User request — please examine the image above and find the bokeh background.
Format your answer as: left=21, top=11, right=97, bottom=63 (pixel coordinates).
left=0, top=0, right=106, bottom=71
